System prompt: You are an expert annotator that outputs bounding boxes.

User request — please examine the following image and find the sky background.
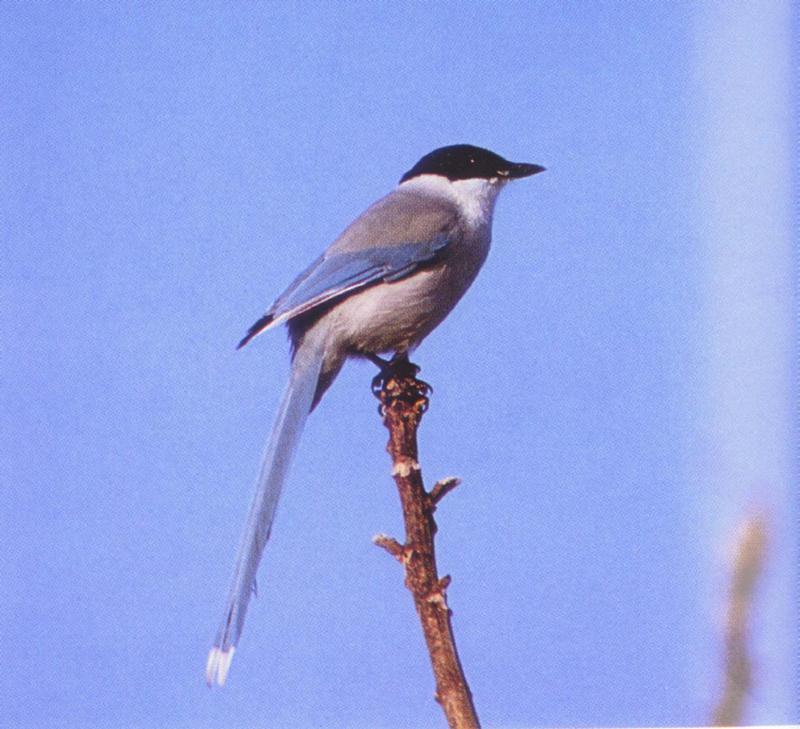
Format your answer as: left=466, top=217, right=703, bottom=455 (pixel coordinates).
left=1, top=2, right=795, bottom=728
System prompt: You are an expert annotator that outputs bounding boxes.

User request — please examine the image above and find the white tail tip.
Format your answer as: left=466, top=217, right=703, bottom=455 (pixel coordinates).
left=205, top=646, right=235, bottom=687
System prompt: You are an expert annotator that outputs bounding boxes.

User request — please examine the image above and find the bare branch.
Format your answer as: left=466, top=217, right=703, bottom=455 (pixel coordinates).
left=373, top=362, right=480, bottom=729
left=430, top=477, right=462, bottom=505
left=711, top=514, right=768, bottom=726
left=372, top=533, right=406, bottom=562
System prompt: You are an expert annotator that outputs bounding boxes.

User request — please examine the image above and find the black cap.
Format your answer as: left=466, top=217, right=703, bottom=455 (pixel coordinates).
left=400, top=144, right=545, bottom=184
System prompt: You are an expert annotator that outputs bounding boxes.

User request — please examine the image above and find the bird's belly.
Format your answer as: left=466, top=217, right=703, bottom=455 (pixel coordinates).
left=325, top=248, right=486, bottom=355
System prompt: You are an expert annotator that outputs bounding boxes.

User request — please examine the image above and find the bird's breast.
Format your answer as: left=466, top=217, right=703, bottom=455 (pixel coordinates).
left=325, top=227, right=491, bottom=356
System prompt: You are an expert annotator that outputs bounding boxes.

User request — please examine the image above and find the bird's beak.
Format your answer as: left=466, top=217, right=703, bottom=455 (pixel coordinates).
left=505, top=162, right=546, bottom=179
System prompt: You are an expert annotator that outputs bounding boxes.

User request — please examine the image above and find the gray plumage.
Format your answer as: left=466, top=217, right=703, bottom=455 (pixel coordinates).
left=207, top=145, right=544, bottom=686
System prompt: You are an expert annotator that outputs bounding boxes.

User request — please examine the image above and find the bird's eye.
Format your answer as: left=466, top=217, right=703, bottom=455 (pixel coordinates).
left=468, top=157, right=475, bottom=165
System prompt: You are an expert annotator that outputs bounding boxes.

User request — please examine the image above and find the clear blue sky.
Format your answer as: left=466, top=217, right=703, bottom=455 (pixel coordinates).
left=1, top=2, right=795, bottom=728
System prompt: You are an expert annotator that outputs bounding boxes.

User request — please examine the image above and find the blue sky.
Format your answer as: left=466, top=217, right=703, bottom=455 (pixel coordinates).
left=1, top=2, right=795, bottom=728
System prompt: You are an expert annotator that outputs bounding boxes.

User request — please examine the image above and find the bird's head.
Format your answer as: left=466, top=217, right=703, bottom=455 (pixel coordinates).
left=400, top=144, right=545, bottom=185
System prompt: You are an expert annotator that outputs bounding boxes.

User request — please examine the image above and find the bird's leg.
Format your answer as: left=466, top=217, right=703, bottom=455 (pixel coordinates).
left=367, top=353, right=392, bottom=397
left=388, top=352, right=422, bottom=382
left=370, top=351, right=414, bottom=395
left=370, top=351, right=432, bottom=407
left=369, top=354, right=392, bottom=398
left=365, top=352, right=391, bottom=370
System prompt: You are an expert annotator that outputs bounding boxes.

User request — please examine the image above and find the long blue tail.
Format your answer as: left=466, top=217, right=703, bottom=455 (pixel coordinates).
left=206, top=332, right=327, bottom=686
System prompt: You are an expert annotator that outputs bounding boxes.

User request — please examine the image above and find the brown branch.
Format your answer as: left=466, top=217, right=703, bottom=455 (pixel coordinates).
left=711, top=514, right=768, bottom=726
left=430, top=477, right=462, bottom=505
left=373, top=363, right=480, bottom=729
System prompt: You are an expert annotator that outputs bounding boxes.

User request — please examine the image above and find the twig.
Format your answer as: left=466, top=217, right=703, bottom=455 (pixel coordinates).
left=373, top=362, right=480, bottom=729
left=711, top=514, right=768, bottom=726
left=430, top=477, right=462, bottom=505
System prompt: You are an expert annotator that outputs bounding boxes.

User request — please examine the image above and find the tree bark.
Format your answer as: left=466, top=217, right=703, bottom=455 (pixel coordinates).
left=373, top=363, right=480, bottom=729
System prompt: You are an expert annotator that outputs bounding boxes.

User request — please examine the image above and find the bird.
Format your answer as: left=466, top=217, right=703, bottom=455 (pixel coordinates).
left=206, top=144, right=545, bottom=686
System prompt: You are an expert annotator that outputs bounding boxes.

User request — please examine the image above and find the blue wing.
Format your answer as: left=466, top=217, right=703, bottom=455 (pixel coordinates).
left=237, top=233, right=452, bottom=349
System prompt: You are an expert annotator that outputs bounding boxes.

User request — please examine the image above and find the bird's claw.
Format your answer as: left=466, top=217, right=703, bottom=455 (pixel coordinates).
left=370, top=355, right=432, bottom=412
left=371, top=371, right=388, bottom=399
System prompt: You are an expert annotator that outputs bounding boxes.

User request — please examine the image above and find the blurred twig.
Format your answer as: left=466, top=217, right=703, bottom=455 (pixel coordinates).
left=711, top=514, right=768, bottom=726
left=372, top=360, right=480, bottom=729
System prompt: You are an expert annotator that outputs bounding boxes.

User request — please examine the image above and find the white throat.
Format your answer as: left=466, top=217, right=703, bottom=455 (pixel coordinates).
left=400, top=174, right=505, bottom=229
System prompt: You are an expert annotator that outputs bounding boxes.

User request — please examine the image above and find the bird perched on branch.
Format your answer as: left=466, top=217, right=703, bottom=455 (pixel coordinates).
left=206, top=144, right=545, bottom=686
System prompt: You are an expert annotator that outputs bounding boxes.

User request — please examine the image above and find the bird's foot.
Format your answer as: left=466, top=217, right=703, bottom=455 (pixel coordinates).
left=370, top=353, right=432, bottom=412
left=369, top=352, right=427, bottom=395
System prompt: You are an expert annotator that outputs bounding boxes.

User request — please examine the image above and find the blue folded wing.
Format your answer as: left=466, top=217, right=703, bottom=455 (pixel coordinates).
left=238, top=233, right=452, bottom=348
